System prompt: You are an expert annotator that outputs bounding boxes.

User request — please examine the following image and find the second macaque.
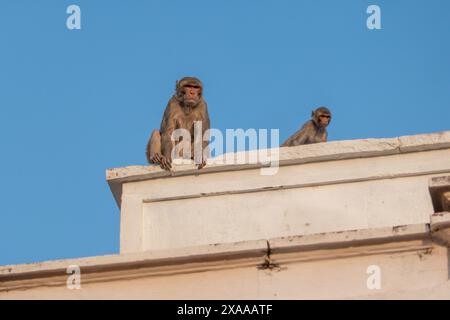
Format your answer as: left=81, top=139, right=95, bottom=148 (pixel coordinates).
left=281, top=107, right=332, bottom=147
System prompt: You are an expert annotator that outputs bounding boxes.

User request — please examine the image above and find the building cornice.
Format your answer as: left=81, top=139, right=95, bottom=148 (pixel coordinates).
left=3, top=220, right=449, bottom=293
left=106, top=131, right=450, bottom=207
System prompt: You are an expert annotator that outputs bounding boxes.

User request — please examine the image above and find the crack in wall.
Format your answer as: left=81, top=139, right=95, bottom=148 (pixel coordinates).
left=257, top=240, right=282, bottom=271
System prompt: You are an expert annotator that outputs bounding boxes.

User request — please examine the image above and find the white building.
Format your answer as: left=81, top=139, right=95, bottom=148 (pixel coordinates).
left=1, top=131, right=450, bottom=299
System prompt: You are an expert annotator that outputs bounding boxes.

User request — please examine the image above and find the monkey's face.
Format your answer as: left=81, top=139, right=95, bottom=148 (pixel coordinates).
left=318, top=114, right=331, bottom=127
left=182, top=85, right=202, bottom=107
left=312, top=107, right=332, bottom=128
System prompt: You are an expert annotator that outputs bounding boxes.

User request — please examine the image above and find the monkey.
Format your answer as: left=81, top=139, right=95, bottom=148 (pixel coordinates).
left=281, top=107, right=332, bottom=147
left=146, top=77, right=210, bottom=170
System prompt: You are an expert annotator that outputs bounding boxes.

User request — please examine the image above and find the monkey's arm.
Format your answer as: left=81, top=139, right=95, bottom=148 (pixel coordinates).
left=158, top=104, right=178, bottom=170
left=197, top=106, right=211, bottom=169
left=146, top=130, right=161, bottom=163
left=161, top=123, right=176, bottom=158
left=202, top=104, right=211, bottom=154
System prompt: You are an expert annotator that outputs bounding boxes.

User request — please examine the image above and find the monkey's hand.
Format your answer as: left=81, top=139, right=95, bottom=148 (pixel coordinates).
left=197, top=155, right=207, bottom=170
left=159, top=154, right=172, bottom=171
left=190, top=154, right=207, bottom=170
left=197, top=160, right=206, bottom=170
left=150, top=153, right=172, bottom=171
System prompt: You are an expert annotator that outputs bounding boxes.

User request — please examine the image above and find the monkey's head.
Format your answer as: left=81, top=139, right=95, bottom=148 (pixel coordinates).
left=175, top=77, right=203, bottom=109
left=312, top=107, right=332, bottom=128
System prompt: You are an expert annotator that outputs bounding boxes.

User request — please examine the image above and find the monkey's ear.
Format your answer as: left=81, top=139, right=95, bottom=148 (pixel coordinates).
left=175, top=80, right=179, bottom=90
left=311, top=110, right=315, bottom=117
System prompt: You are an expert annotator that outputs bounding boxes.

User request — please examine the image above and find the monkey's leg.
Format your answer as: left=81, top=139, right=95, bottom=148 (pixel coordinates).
left=148, top=131, right=172, bottom=170
left=160, top=133, right=174, bottom=170
left=147, top=130, right=162, bottom=164
left=198, top=141, right=209, bottom=169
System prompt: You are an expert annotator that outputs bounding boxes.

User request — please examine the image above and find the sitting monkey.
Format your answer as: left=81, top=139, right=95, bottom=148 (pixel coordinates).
left=281, top=107, right=332, bottom=146
left=146, top=77, right=210, bottom=170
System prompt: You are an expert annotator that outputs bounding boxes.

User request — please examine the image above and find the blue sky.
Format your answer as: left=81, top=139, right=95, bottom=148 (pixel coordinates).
left=0, top=0, right=449, bottom=265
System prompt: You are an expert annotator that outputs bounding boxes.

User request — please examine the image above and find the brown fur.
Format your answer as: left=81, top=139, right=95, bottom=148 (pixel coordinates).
left=146, top=77, right=210, bottom=170
left=281, top=107, right=332, bottom=147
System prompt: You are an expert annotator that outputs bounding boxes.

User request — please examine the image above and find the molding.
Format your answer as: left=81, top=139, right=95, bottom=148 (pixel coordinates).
left=0, top=223, right=438, bottom=292
left=106, top=131, right=450, bottom=207
left=140, top=168, right=450, bottom=204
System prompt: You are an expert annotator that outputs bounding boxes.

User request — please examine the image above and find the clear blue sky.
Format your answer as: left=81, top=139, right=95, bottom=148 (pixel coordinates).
left=0, top=0, right=449, bottom=265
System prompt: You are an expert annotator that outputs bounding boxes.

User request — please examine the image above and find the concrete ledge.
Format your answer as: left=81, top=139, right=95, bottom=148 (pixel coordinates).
left=106, top=137, right=400, bottom=182
left=399, top=131, right=450, bottom=152
left=0, top=239, right=268, bottom=281
left=269, top=223, right=430, bottom=253
left=107, top=131, right=450, bottom=207
left=0, top=223, right=437, bottom=292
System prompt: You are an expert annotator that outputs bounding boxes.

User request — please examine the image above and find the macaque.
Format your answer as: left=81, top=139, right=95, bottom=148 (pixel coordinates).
left=281, top=107, right=332, bottom=146
left=146, top=77, right=210, bottom=170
